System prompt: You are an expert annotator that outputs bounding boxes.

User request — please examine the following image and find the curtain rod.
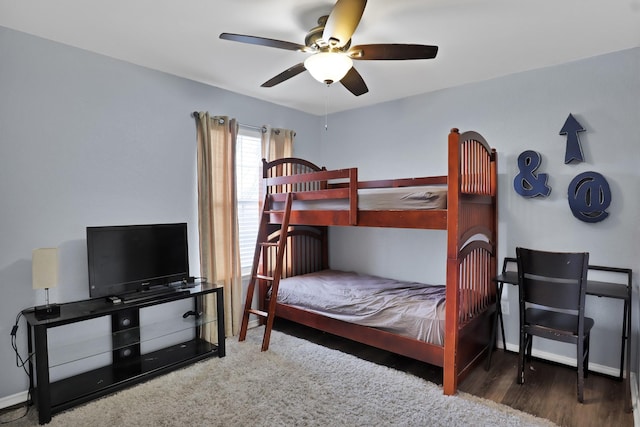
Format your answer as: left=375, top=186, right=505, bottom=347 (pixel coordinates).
left=240, top=123, right=267, bottom=133
left=192, top=112, right=266, bottom=133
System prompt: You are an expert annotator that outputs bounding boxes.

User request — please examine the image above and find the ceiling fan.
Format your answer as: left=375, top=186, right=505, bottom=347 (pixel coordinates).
left=219, top=0, right=438, bottom=96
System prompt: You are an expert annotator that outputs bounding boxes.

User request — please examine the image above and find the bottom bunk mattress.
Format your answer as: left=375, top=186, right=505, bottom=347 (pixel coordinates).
left=275, top=269, right=446, bottom=346
left=275, top=186, right=448, bottom=211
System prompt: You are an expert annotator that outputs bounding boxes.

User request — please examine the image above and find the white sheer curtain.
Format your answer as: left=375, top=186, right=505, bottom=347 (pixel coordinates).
left=194, top=112, right=242, bottom=340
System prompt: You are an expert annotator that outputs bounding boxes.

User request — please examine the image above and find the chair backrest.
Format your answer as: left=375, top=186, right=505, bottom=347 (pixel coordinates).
left=516, top=247, right=589, bottom=311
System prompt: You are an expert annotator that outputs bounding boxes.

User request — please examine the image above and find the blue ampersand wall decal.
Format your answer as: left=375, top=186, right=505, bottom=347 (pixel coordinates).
left=514, top=150, right=551, bottom=198
left=567, top=171, right=611, bottom=223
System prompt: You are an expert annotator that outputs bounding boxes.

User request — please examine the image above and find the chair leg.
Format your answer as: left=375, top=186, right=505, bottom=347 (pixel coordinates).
left=577, top=336, right=585, bottom=403
left=517, top=332, right=527, bottom=384
left=584, top=334, right=590, bottom=379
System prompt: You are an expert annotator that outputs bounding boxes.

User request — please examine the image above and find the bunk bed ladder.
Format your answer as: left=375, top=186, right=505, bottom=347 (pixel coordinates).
left=238, top=192, right=294, bottom=351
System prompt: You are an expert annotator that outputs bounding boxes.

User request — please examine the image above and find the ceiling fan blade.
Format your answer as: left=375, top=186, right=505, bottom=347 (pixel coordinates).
left=220, top=33, right=308, bottom=52
left=348, top=44, right=438, bottom=60
left=261, top=63, right=307, bottom=87
left=340, top=67, right=368, bottom=96
left=322, top=0, right=367, bottom=48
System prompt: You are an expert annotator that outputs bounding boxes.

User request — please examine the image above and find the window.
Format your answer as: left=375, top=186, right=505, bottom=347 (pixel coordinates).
left=236, top=128, right=262, bottom=275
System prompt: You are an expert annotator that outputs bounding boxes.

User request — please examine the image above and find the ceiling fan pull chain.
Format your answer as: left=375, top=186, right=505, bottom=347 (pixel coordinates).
left=325, top=83, right=330, bottom=131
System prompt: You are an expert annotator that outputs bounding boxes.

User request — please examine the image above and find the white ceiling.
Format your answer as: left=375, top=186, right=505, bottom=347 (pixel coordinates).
left=1, top=0, right=639, bottom=115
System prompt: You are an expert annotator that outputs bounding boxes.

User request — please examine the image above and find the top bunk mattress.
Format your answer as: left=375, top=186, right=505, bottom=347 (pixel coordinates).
left=276, top=269, right=446, bottom=345
left=279, top=185, right=447, bottom=211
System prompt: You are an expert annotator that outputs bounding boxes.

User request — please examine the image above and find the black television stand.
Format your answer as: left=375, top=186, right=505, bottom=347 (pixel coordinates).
left=22, top=282, right=225, bottom=425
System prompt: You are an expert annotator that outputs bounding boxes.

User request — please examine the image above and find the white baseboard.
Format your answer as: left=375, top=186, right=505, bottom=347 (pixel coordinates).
left=503, top=341, right=620, bottom=377
left=0, top=390, right=28, bottom=410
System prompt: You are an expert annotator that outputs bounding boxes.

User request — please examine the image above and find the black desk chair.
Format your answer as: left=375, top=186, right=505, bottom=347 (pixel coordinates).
left=516, top=247, right=594, bottom=403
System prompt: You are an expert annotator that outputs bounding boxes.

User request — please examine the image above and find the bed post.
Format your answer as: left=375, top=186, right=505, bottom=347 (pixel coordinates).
left=349, top=168, right=358, bottom=225
left=444, top=128, right=461, bottom=395
left=492, top=147, right=498, bottom=288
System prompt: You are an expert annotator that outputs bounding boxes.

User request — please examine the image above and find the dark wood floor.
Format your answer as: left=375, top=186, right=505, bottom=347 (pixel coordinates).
left=274, top=319, right=633, bottom=427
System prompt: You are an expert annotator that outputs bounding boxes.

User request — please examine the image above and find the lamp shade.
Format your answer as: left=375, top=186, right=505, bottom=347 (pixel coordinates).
left=304, top=52, right=353, bottom=84
left=32, top=248, right=59, bottom=290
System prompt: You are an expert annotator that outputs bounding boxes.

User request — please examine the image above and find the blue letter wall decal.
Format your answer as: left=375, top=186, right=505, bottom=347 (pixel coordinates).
left=512, top=114, right=612, bottom=222
left=514, top=150, right=551, bottom=197
left=560, top=113, right=586, bottom=164
left=567, top=171, right=611, bottom=223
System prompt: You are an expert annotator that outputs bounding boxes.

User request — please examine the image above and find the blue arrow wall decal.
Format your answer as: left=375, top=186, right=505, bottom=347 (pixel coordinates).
left=559, top=113, right=585, bottom=164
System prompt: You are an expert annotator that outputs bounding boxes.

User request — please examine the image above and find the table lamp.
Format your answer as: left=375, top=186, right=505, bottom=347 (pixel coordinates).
left=33, top=247, right=60, bottom=319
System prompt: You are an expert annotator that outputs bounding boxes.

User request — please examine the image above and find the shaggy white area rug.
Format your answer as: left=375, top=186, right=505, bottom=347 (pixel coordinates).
left=4, top=327, right=556, bottom=426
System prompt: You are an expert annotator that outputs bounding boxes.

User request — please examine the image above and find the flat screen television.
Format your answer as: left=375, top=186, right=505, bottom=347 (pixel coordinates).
left=87, top=223, right=189, bottom=299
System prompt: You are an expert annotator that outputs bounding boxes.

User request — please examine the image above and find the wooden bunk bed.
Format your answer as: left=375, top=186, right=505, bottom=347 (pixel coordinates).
left=250, top=128, right=498, bottom=396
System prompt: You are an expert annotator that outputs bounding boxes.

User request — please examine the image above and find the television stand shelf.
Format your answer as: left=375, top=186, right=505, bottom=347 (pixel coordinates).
left=22, top=282, right=225, bottom=425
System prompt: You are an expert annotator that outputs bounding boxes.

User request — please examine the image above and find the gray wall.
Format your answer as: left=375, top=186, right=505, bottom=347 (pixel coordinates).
left=0, top=26, right=320, bottom=401
left=320, top=48, right=640, bottom=374
left=1, top=23, right=639, bottom=403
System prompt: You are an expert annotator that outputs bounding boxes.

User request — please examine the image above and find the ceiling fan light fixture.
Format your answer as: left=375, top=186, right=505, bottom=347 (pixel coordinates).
left=304, top=52, right=353, bottom=84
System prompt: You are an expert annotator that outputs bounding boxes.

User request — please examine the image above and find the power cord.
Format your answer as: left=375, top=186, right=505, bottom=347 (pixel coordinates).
left=10, top=312, right=32, bottom=376
left=0, top=400, right=30, bottom=425
left=2, top=311, right=32, bottom=423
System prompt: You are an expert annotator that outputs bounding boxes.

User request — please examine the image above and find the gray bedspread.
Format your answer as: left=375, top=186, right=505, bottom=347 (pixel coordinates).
left=276, top=269, right=446, bottom=345
left=274, top=185, right=447, bottom=211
